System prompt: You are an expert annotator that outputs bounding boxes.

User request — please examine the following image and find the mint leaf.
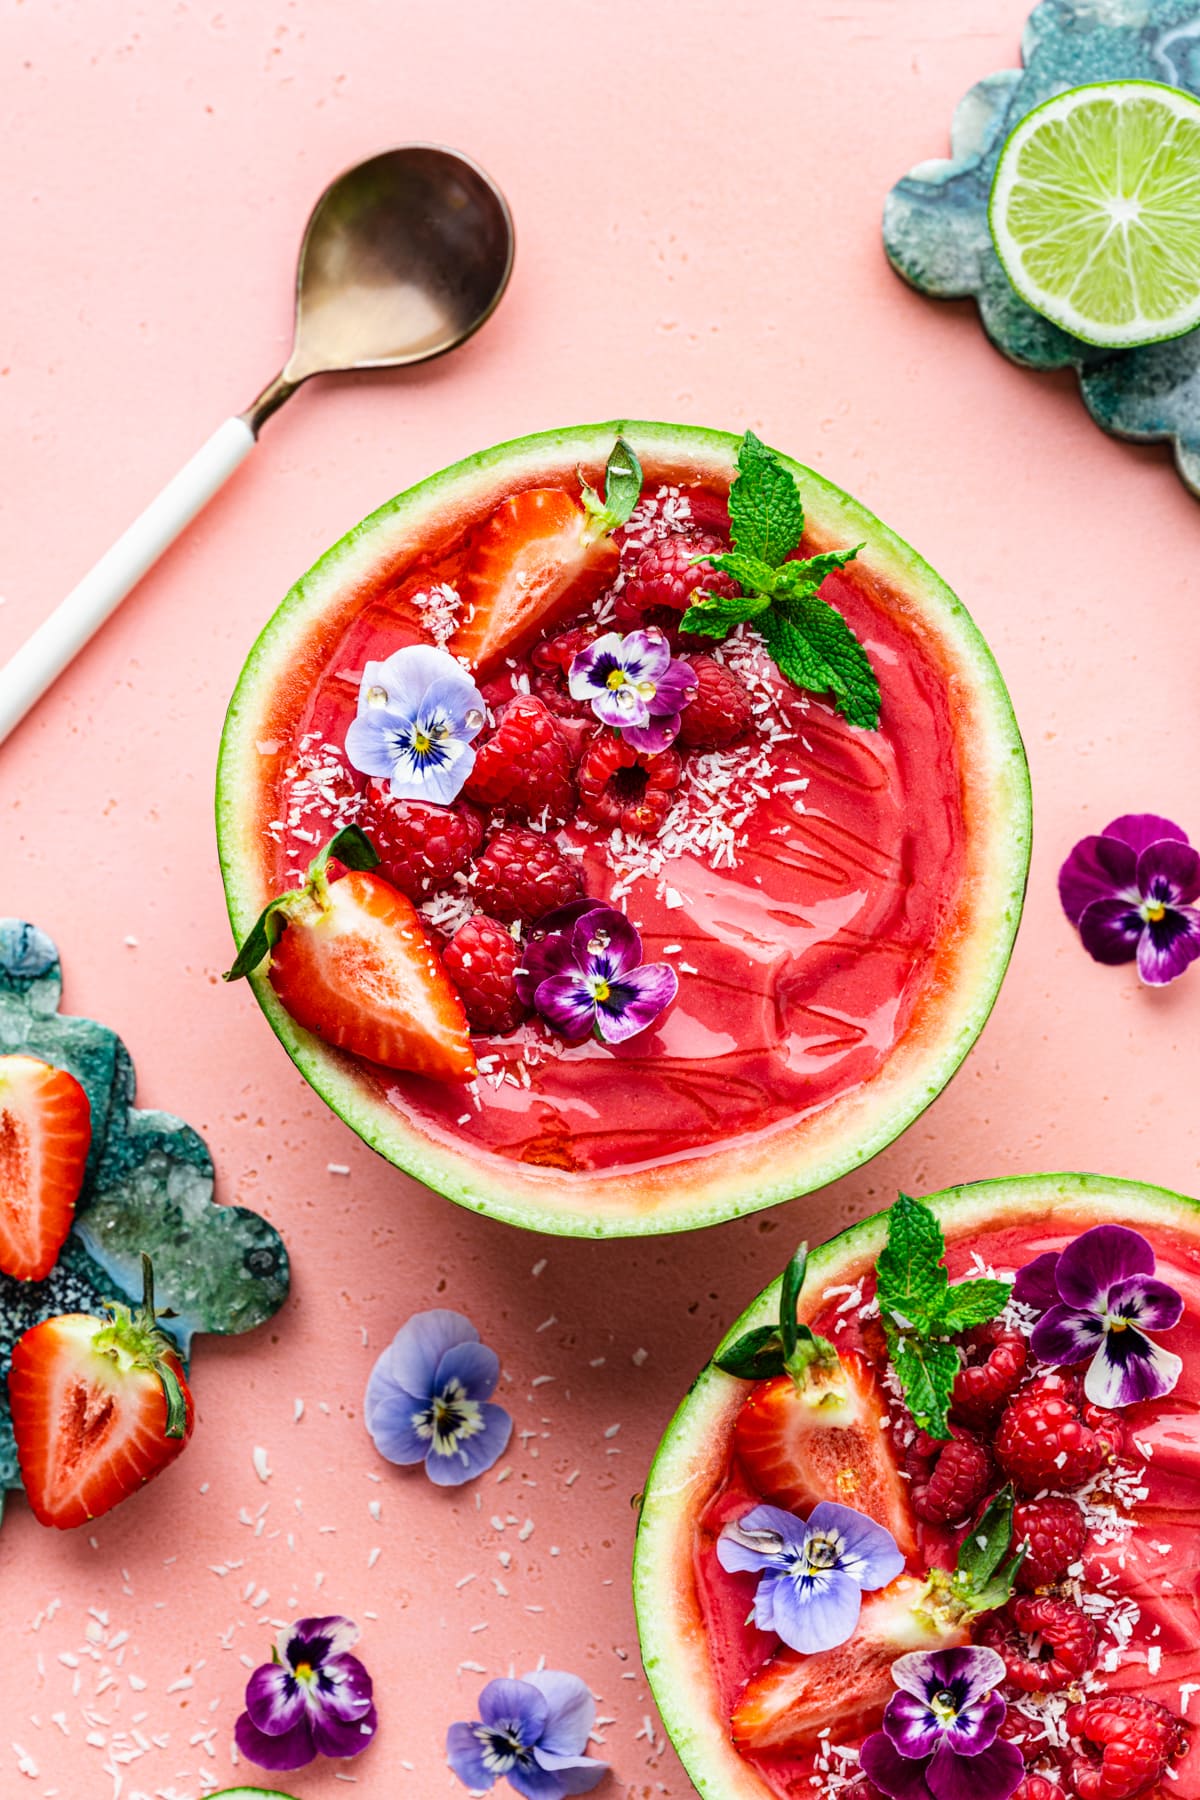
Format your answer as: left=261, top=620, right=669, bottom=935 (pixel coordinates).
left=679, top=589, right=771, bottom=639
left=727, top=429, right=806, bottom=567
left=887, top=1327, right=959, bottom=1438
left=760, top=610, right=847, bottom=698
left=773, top=545, right=863, bottom=599
left=937, top=1278, right=1013, bottom=1335
left=776, top=592, right=881, bottom=730
left=696, top=550, right=781, bottom=595
left=955, top=1486, right=1014, bottom=1592
left=875, top=1194, right=948, bottom=1331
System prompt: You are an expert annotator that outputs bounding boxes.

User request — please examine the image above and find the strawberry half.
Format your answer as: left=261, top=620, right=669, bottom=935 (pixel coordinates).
left=449, top=439, right=643, bottom=676
left=225, top=825, right=475, bottom=1083
left=733, top=1351, right=917, bottom=1559
left=0, top=1054, right=92, bottom=1281
left=10, top=1253, right=194, bottom=1529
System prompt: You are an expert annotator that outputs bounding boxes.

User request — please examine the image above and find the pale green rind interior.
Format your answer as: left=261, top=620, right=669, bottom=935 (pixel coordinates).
left=633, top=1172, right=1200, bottom=1798
left=217, top=422, right=1031, bottom=1237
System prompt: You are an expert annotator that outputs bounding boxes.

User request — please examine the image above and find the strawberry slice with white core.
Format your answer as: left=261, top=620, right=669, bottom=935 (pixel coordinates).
left=733, top=1353, right=918, bottom=1560
left=10, top=1253, right=193, bottom=1529
left=449, top=439, right=643, bottom=676
left=225, top=825, right=475, bottom=1083
left=0, top=1053, right=91, bottom=1281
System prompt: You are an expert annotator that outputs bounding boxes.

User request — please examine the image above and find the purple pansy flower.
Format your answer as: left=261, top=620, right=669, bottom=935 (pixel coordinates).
left=514, top=901, right=678, bottom=1045
left=234, top=1615, right=377, bottom=1772
left=345, top=643, right=486, bottom=804
left=716, top=1500, right=905, bottom=1655
left=1059, top=813, right=1200, bottom=986
left=446, top=1669, right=608, bottom=1798
left=568, top=627, right=697, bottom=752
left=1012, top=1224, right=1182, bottom=1409
left=859, top=1646, right=1023, bottom=1800
left=364, top=1309, right=512, bottom=1487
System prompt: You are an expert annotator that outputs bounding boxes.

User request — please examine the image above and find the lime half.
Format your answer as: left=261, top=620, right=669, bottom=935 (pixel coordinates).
left=989, top=79, right=1200, bottom=348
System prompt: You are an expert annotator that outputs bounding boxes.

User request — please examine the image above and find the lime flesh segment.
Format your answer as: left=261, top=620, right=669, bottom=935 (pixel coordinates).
left=989, top=80, right=1200, bottom=348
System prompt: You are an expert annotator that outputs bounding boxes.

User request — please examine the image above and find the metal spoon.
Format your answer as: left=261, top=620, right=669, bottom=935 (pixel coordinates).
left=0, top=144, right=515, bottom=744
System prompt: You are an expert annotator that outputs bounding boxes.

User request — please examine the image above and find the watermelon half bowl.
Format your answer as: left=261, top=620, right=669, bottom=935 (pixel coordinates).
left=634, top=1173, right=1200, bottom=1799
left=216, top=422, right=1030, bottom=1236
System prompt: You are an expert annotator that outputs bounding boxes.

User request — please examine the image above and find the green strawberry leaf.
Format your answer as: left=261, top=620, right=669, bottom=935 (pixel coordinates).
left=936, top=1278, right=1013, bottom=1335
left=679, top=588, right=772, bottom=639
left=316, top=824, right=382, bottom=877
left=224, top=825, right=381, bottom=983
left=886, top=1327, right=959, bottom=1439
left=875, top=1193, right=949, bottom=1331
left=955, top=1485, right=1014, bottom=1592
left=727, top=429, right=806, bottom=567
left=223, top=900, right=293, bottom=984
left=581, top=436, right=644, bottom=534
left=774, top=592, right=881, bottom=730
left=713, top=1324, right=785, bottom=1382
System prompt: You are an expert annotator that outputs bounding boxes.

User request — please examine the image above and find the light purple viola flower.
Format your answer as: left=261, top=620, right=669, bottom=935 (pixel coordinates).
left=364, top=1309, right=512, bottom=1487
left=1012, top=1224, right=1182, bottom=1409
left=859, top=1646, right=1023, bottom=1800
left=1059, top=813, right=1200, bottom=986
left=446, top=1669, right=608, bottom=1799
left=234, top=1615, right=377, bottom=1772
left=345, top=643, right=486, bottom=804
left=514, top=901, right=678, bottom=1046
left=568, top=627, right=697, bottom=752
left=716, top=1500, right=905, bottom=1655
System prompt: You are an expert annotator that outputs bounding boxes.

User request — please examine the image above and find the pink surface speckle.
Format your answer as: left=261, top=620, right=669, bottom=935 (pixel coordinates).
left=3, top=1, right=1199, bottom=1795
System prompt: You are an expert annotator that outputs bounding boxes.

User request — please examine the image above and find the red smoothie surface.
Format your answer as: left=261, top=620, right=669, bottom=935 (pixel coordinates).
left=691, top=1219, right=1200, bottom=1800
left=262, top=480, right=968, bottom=1175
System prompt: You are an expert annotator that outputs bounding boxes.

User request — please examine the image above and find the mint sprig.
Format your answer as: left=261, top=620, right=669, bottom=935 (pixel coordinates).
left=714, top=1242, right=842, bottom=1390
left=923, top=1485, right=1026, bottom=1624
left=680, top=430, right=879, bottom=729
left=876, top=1193, right=1012, bottom=1440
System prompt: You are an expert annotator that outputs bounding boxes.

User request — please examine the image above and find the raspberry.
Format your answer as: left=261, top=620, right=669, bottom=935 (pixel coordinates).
left=614, top=532, right=739, bottom=633
left=1012, top=1496, right=1087, bottom=1591
left=951, top=1322, right=1028, bottom=1425
left=1067, top=1695, right=1188, bottom=1800
left=995, top=1378, right=1122, bottom=1494
left=464, top=695, right=576, bottom=822
left=675, top=657, right=755, bottom=751
left=529, top=629, right=595, bottom=721
left=358, top=787, right=484, bottom=902
left=577, top=735, right=681, bottom=836
left=1011, top=1776, right=1065, bottom=1800
left=442, top=914, right=527, bottom=1036
left=979, top=1596, right=1096, bottom=1694
left=469, top=826, right=584, bottom=924
left=905, top=1427, right=992, bottom=1525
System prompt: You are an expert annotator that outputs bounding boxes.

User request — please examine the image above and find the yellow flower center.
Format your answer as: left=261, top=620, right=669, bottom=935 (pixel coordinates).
left=413, top=730, right=433, bottom=754
left=606, top=669, right=626, bottom=690
left=294, top=1662, right=314, bottom=1682
left=1144, top=901, right=1166, bottom=922
left=592, top=978, right=611, bottom=1002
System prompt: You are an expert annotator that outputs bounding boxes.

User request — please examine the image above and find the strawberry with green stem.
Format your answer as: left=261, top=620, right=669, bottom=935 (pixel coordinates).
left=10, top=1252, right=194, bottom=1529
left=680, top=430, right=880, bottom=728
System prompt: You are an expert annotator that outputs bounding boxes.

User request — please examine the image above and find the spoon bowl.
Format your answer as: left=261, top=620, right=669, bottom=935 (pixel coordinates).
left=247, top=144, right=515, bottom=427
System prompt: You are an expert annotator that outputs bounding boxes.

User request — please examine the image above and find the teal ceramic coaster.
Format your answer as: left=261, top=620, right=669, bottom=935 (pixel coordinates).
left=883, top=0, right=1200, bottom=497
left=0, top=920, right=290, bottom=1518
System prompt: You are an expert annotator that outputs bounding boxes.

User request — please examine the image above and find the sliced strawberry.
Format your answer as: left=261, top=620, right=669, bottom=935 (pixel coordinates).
left=449, top=488, right=619, bottom=676
left=733, top=1353, right=917, bottom=1559
left=10, top=1255, right=194, bottom=1529
left=0, top=1054, right=91, bottom=1281
left=732, top=1577, right=964, bottom=1752
left=269, top=870, right=476, bottom=1082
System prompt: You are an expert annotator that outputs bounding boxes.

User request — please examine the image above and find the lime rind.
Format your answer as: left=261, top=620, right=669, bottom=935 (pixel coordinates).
left=989, top=79, right=1200, bottom=349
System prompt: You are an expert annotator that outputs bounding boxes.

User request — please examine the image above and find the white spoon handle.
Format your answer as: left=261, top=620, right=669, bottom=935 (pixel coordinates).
left=0, top=414, right=257, bottom=745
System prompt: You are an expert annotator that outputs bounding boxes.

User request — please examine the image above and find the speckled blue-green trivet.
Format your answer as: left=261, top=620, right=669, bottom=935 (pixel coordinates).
left=0, top=920, right=290, bottom=1519
left=883, top=0, right=1200, bottom=497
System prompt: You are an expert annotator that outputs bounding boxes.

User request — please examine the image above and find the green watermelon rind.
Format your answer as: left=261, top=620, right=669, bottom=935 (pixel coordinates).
left=633, top=1171, right=1200, bottom=1799
left=216, top=422, right=1031, bottom=1237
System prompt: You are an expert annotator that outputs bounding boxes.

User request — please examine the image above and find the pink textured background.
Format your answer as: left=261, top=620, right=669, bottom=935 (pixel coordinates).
left=4, top=1, right=1199, bottom=1795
